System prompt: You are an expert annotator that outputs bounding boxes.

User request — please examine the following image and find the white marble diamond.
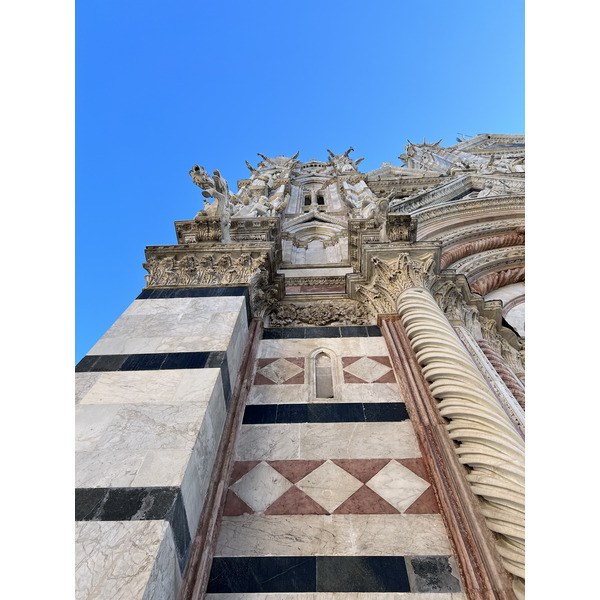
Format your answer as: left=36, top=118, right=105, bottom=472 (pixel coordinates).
left=296, top=459, right=362, bottom=513
left=343, top=357, right=391, bottom=383
left=229, top=461, right=292, bottom=512
left=366, top=460, right=430, bottom=513
left=257, top=359, right=303, bottom=384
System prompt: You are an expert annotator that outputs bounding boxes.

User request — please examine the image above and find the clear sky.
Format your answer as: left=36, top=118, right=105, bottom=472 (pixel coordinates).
left=75, top=1, right=525, bottom=362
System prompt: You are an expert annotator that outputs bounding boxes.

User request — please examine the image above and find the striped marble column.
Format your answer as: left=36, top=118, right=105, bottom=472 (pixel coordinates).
left=75, top=287, right=252, bottom=600
left=392, top=287, right=525, bottom=600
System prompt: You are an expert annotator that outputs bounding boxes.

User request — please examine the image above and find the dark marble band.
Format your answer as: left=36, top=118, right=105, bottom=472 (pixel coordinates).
left=137, top=286, right=252, bottom=324
left=207, top=555, right=461, bottom=593
left=242, top=402, right=409, bottom=424
left=262, top=325, right=382, bottom=339
left=75, top=351, right=231, bottom=406
left=75, top=486, right=192, bottom=573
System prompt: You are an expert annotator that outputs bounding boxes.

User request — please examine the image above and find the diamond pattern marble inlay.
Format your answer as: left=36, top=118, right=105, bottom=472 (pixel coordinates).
left=343, top=357, right=392, bottom=383
left=229, top=461, right=293, bottom=512
left=366, top=460, right=430, bottom=513
left=295, top=460, right=363, bottom=513
left=256, top=359, right=303, bottom=384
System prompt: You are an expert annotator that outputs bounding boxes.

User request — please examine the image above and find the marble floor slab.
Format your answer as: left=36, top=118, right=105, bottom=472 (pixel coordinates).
left=215, top=515, right=452, bottom=557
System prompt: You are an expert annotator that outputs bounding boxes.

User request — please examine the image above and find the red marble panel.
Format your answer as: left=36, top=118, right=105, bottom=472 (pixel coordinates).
left=256, top=358, right=278, bottom=368
left=331, top=459, right=390, bottom=483
left=253, top=372, right=278, bottom=385
left=342, top=371, right=367, bottom=384
left=396, top=458, right=430, bottom=482
left=333, top=485, right=399, bottom=514
left=285, top=357, right=306, bottom=368
left=373, top=370, right=397, bottom=384
left=264, top=486, right=329, bottom=515
left=404, top=486, right=440, bottom=514
left=229, top=460, right=262, bottom=485
left=268, top=460, right=325, bottom=483
left=283, top=371, right=305, bottom=385
left=222, top=490, right=254, bottom=516
left=341, top=356, right=361, bottom=368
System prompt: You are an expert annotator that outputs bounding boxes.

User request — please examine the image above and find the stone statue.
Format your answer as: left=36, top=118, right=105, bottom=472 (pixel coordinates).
left=189, top=165, right=232, bottom=242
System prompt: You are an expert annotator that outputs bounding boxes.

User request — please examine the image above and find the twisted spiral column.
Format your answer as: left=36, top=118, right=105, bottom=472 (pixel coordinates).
left=396, top=287, right=525, bottom=599
left=477, top=340, right=525, bottom=411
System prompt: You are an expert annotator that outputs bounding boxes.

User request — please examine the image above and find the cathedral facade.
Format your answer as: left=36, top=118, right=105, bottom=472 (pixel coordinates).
left=76, top=134, right=525, bottom=600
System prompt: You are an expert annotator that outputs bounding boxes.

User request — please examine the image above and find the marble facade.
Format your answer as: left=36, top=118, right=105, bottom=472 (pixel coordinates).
left=76, top=135, right=525, bottom=600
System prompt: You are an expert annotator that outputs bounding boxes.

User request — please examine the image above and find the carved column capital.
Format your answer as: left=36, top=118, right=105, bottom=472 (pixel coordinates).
left=354, top=252, right=437, bottom=316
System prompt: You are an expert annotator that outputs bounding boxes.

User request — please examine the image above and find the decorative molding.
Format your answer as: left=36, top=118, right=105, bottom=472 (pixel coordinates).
left=441, top=232, right=525, bottom=269
left=471, top=267, right=525, bottom=298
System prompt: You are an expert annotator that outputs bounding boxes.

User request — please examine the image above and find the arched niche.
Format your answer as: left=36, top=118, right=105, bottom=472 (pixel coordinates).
left=307, top=347, right=342, bottom=401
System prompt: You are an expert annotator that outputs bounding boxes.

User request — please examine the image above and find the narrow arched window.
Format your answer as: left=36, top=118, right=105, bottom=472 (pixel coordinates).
left=308, top=348, right=341, bottom=400
left=315, top=352, right=334, bottom=399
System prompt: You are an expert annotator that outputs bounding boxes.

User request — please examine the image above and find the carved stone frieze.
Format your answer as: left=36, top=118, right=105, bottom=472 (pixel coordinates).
left=268, top=299, right=371, bottom=327
left=142, top=243, right=275, bottom=288
left=285, top=276, right=346, bottom=287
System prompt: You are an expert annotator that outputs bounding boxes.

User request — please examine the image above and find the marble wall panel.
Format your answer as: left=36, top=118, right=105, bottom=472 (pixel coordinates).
left=258, top=337, right=389, bottom=359
left=143, top=522, right=182, bottom=600
left=75, top=404, right=122, bottom=452
left=226, top=305, right=250, bottom=391
left=89, top=296, right=246, bottom=356
left=215, top=514, right=451, bottom=557
left=75, top=372, right=101, bottom=404
left=247, top=384, right=308, bottom=405
left=180, top=374, right=227, bottom=534
left=235, top=422, right=420, bottom=461
left=75, top=520, right=177, bottom=600
left=93, top=402, right=209, bottom=453
left=247, top=382, right=402, bottom=405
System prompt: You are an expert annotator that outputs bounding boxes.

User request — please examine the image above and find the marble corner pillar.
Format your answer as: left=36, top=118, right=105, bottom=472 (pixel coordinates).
left=379, top=284, right=525, bottom=600
left=177, top=317, right=264, bottom=600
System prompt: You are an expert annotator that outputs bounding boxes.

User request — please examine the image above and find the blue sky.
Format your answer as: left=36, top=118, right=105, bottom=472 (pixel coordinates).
left=76, top=1, right=525, bottom=362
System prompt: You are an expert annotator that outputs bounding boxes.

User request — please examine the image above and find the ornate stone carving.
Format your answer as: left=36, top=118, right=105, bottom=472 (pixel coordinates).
left=268, top=300, right=371, bottom=327
left=248, top=268, right=281, bottom=319
left=142, top=251, right=268, bottom=288
left=470, top=266, right=525, bottom=297
left=441, top=230, right=525, bottom=269
left=356, top=253, right=437, bottom=316
left=189, top=166, right=233, bottom=243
